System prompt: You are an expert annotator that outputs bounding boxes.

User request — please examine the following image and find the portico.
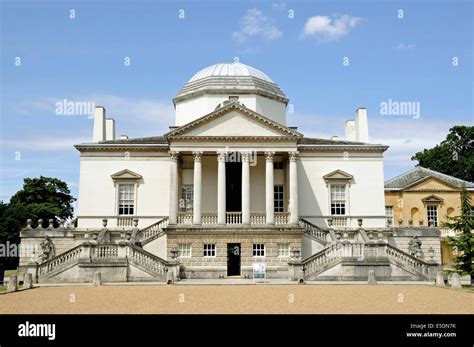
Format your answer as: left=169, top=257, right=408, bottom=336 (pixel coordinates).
left=167, top=149, right=299, bottom=227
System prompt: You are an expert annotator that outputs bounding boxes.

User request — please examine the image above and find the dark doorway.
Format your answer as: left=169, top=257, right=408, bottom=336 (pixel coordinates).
left=226, top=161, right=242, bottom=212
left=227, top=243, right=241, bottom=276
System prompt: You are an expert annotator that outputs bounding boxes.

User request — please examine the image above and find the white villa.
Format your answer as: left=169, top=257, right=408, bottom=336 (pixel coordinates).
left=19, top=62, right=442, bottom=283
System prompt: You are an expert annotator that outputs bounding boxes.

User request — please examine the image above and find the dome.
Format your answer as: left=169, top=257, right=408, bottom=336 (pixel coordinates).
left=174, top=62, right=288, bottom=105
left=189, top=62, right=274, bottom=83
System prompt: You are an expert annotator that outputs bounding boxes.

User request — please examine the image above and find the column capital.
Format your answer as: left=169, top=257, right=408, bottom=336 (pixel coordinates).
left=288, top=151, right=299, bottom=162
left=169, top=151, right=179, bottom=161
left=193, top=151, right=203, bottom=161
left=265, top=151, right=275, bottom=162
left=241, top=151, right=251, bottom=162
left=217, top=151, right=227, bottom=162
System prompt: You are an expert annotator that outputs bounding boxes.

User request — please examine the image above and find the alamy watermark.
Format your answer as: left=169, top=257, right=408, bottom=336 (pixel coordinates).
left=379, top=99, right=420, bottom=119
left=55, top=99, right=95, bottom=117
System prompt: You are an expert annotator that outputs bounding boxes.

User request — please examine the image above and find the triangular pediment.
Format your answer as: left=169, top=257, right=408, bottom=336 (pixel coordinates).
left=165, top=102, right=302, bottom=139
left=323, top=169, right=354, bottom=182
left=421, top=194, right=444, bottom=204
left=111, top=169, right=142, bottom=180
left=405, top=176, right=459, bottom=191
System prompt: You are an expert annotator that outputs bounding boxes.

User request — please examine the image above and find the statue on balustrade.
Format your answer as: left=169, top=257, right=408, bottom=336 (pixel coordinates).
left=408, top=236, right=422, bottom=257
left=40, top=236, right=55, bottom=262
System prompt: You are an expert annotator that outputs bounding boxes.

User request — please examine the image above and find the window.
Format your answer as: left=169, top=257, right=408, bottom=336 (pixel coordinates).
left=118, top=184, right=135, bottom=215
left=278, top=244, right=290, bottom=257
left=427, top=206, right=438, bottom=227
left=203, top=244, right=216, bottom=257
left=253, top=244, right=265, bottom=257
left=330, top=184, right=346, bottom=215
left=470, top=206, right=474, bottom=216
left=178, top=244, right=192, bottom=258
left=180, top=184, right=194, bottom=212
left=385, top=206, right=394, bottom=227
left=273, top=162, right=284, bottom=170
left=274, top=185, right=284, bottom=212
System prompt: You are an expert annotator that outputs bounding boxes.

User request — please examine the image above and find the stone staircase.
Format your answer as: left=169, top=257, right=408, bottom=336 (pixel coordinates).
left=137, top=217, right=169, bottom=246
left=301, top=242, right=436, bottom=281
left=299, top=218, right=332, bottom=245
left=37, top=242, right=174, bottom=283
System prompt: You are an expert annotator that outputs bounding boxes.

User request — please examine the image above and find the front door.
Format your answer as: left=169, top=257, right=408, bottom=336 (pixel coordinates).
left=226, top=161, right=242, bottom=212
left=227, top=243, right=241, bottom=276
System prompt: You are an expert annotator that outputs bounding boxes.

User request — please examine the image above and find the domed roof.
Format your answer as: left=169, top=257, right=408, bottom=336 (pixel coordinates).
left=189, top=62, right=274, bottom=83
left=174, top=62, right=288, bottom=105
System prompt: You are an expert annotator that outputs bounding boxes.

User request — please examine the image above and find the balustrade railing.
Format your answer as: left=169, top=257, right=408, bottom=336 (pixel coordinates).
left=95, top=244, right=118, bottom=258
left=202, top=213, right=218, bottom=225
left=226, top=212, right=242, bottom=225
left=127, top=245, right=168, bottom=276
left=299, top=218, right=329, bottom=243
left=38, top=245, right=83, bottom=276
left=117, top=217, right=134, bottom=227
left=177, top=213, right=193, bottom=224
left=275, top=212, right=290, bottom=225
left=139, top=218, right=169, bottom=243
left=250, top=213, right=266, bottom=225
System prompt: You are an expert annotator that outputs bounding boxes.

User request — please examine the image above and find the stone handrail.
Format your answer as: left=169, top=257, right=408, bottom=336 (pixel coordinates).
left=177, top=212, right=193, bottom=224
left=138, top=217, right=169, bottom=244
left=202, top=213, right=218, bottom=225
left=38, top=244, right=83, bottom=277
left=301, top=243, right=346, bottom=276
left=275, top=212, right=290, bottom=225
left=117, top=217, right=134, bottom=227
left=302, top=242, right=434, bottom=277
left=250, top=213, right=266, bottom=225
left=299, top=218, right=330, bottom=244
left=384, top=243, right=432, bottom=275
left=127, top=244, right=168, bottom=276
left=95, top=244, right=119, bottom=258
left=226, top=212, right=242, bottom=224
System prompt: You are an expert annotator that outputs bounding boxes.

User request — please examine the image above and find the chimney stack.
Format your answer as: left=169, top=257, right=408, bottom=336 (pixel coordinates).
left=355, top=108, right=369, bottom=143
left=92, top=106, right=106, bottom=142
left=105, top=118, right=115, bottom=141
left=345, top=120, right=356, bottom=141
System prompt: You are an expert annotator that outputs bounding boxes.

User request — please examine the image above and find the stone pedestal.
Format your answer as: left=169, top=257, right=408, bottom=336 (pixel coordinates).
left=368, top=270, right=377, bottom=285
left=23, top=273, right=33, bottom=289
left=93, top=271, right=102, bottom=286
left=7, top=274, right=18, bottom=292
left=435, top=271, right=445, bottom=287
left=288, top=261, right=304, bottom=283
left=450, top=273, right=462, bottom=290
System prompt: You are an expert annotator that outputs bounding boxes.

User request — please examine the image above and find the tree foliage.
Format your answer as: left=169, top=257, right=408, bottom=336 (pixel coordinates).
left=411, top=125, right=474, bottom=182
left=0, top=177, right=75, bottom=269
left=442, top=185, right=474, bottom=285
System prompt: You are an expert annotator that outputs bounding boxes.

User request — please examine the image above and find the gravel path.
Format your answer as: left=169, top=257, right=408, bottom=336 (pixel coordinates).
left=0, top=285, right=472, bottom=314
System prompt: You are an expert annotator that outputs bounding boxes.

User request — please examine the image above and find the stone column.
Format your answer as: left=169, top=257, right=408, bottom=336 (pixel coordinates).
left=168, top=151, right=179, bottom=225
left=217, top=151, right=226, bottom=225
left=265, top=152, right=275, bottom=225
left=193, top=151, right=203, bottom=225
left=241, top=152, right=251, bottom=225
left=289, top=151, right=299, bottom=224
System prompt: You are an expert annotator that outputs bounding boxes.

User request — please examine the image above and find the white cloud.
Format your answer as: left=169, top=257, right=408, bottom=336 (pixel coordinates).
left=301, top=15, right=363, bottom=42
left=0, top=137, right=88, bottom=151
left=232, top=8, right=282, bottom=43
left=272, top=2, right=287, bottom=11
left=395, top=43, right=416, bottom=50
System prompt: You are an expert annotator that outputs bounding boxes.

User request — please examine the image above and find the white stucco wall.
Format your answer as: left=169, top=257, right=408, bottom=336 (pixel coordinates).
left=298, top=152, right=386, bottom=228
left=77, top=153, right=170, bottom=229
left=175, top=94, right=286, bottom=126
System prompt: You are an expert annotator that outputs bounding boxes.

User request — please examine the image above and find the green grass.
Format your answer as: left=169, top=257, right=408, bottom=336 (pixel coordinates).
left=4, top=270, right=18, bottom=277
left=0, top=286, right=6, bottom=292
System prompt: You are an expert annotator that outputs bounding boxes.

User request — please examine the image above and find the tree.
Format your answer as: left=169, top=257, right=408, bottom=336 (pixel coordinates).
left=442, top=185, right=474, bottom=286
left=411, top=125, right=474, bottom=182
left=0, top=177, right=75, bottom=269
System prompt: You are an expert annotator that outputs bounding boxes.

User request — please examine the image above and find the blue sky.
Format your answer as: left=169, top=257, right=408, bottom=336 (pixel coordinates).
left=1, top=0, right=472, bottom=207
